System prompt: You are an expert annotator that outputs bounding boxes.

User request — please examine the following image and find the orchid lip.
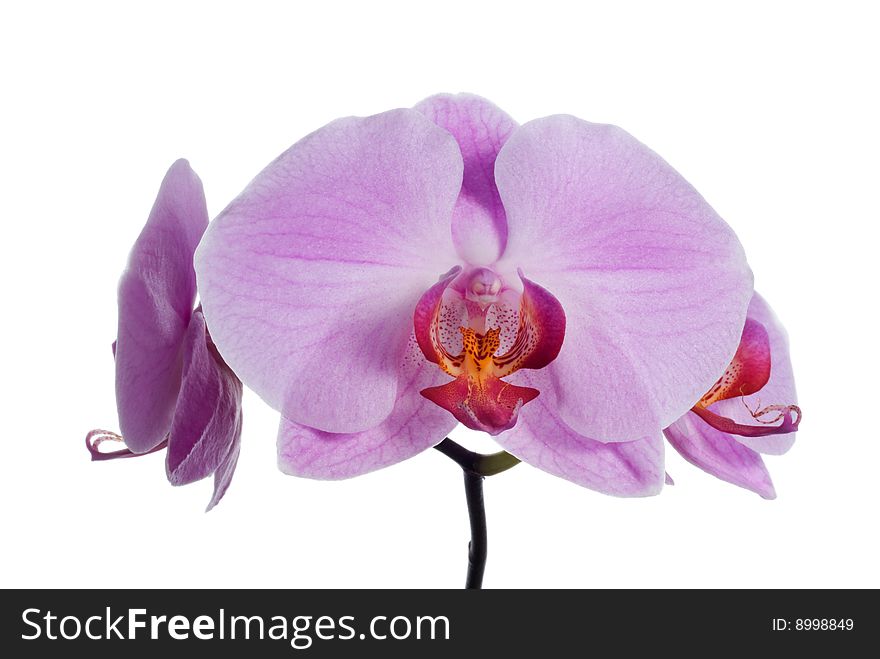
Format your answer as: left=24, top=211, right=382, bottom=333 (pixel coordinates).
left=414, top=266, right=565, bottom=435
left=692, top=401, right=801, bottom=438
left=85, top=429, right=168, bottom=461
left=690, top=316, right=800, bottom=439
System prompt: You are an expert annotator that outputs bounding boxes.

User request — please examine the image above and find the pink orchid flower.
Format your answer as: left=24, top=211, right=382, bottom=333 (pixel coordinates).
left=194, top=93, right=755, bottom=495
left=88, top=160, right=242, bottom=511
left=664, top=293, right=800, bottom=498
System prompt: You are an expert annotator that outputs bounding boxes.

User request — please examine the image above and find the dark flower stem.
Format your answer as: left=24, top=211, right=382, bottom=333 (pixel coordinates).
left=434, top=437, right=521, bottom=589
left=462, top=470, right=487, bottom=588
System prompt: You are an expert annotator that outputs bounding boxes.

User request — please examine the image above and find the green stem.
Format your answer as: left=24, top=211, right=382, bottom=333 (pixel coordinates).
left=433, top=437, right=520, bottom=476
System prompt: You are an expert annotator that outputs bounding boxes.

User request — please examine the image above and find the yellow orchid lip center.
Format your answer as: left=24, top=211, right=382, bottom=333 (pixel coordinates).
left=460, top=326, right=500, bottom=371
left=437, top=326, right=501, bottom=377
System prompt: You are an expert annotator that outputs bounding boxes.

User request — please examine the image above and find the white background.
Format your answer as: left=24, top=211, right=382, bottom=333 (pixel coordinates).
left=2, top=1, right=878, bottom=589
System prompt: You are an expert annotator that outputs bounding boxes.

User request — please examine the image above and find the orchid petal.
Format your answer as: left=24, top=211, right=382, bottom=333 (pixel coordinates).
left=494, top=116, right=753, bottom=442
left=206, top=421, right=241, bottom=512
left=195, top=109, right=464, bottom=433
left=415, top=93, right=516, bottom=265
left=278, top=350, right=456, bottom=479
left=495, top=395, right=665, bottom=496
left=664, top=411, right=776, bottom=499
left=166, top=311, right=243, bottom=487
left=115, top=159, right=208, bottom=452
left=710, top=293, right=798, bottom=454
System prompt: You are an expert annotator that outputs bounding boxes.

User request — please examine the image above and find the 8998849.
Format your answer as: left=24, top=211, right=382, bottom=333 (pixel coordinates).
left=771, top=618, right=854, bottom=631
